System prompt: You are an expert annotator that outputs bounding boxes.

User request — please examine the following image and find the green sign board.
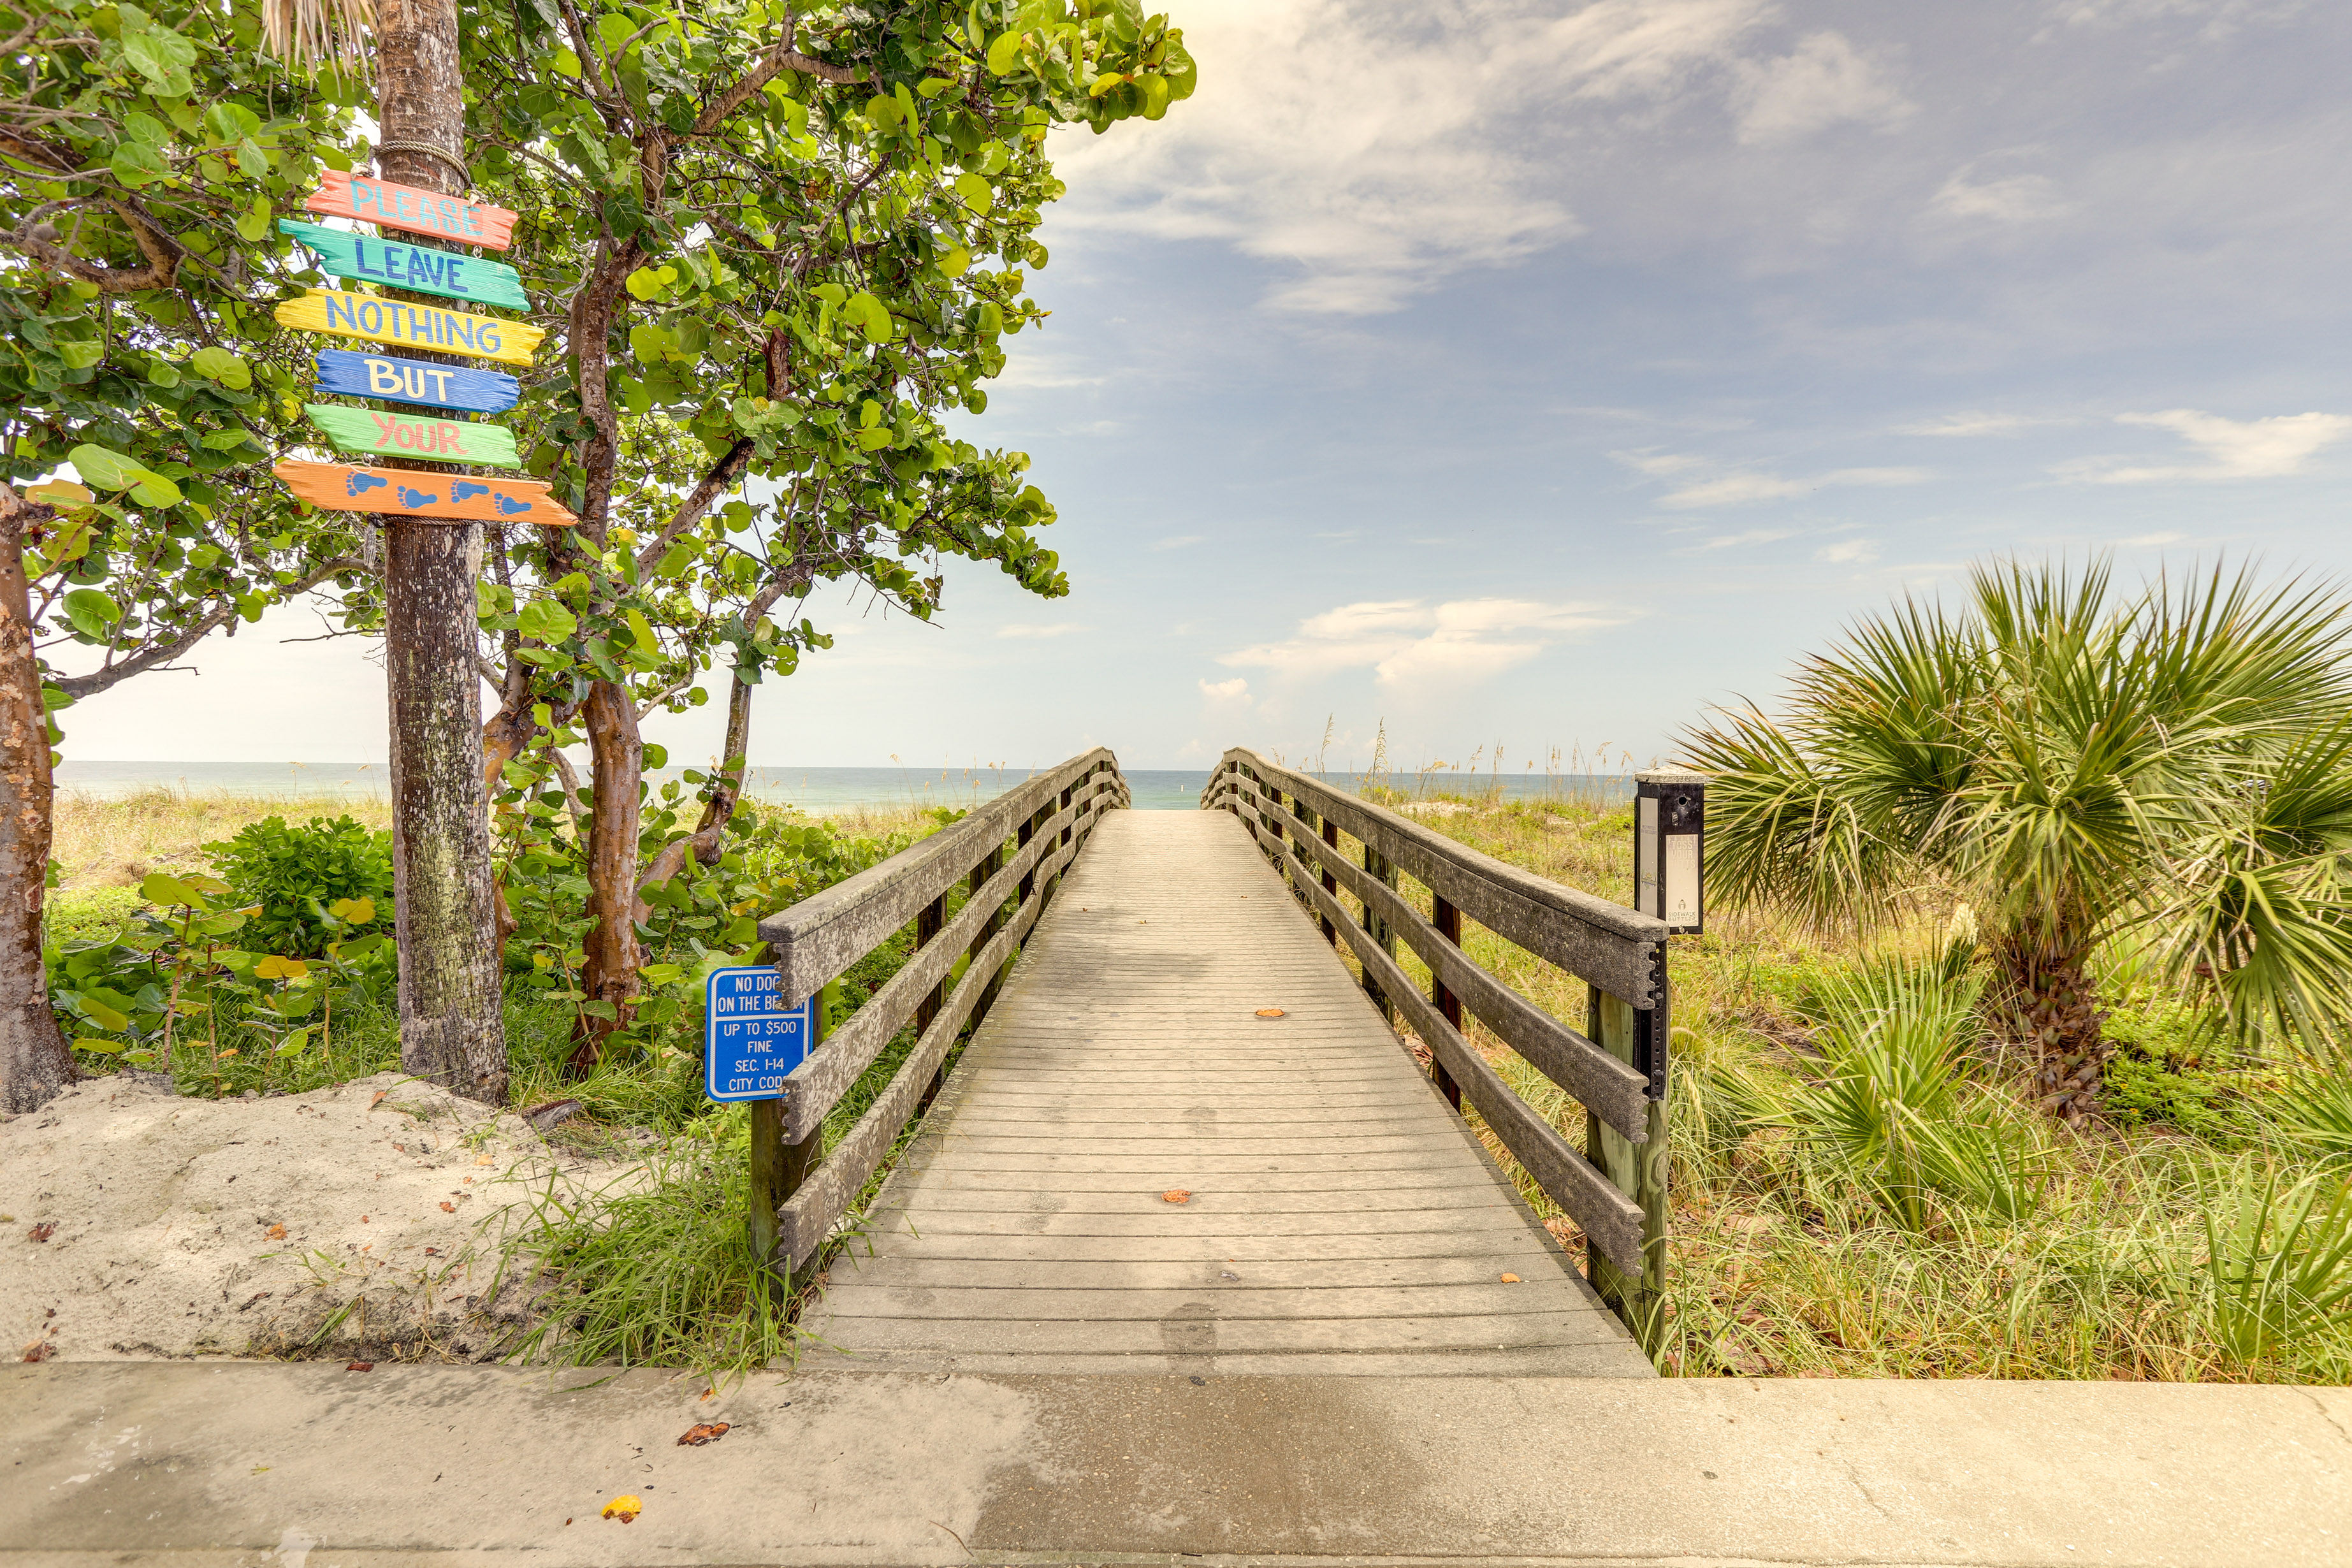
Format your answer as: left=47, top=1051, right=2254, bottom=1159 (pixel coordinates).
left=303, top=403, right=520, bottom=467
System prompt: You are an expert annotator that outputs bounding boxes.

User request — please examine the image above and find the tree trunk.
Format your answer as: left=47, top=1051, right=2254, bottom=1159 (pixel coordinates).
left=568, top=677, right=642, bottom=1075
left=376, top=0, right=506, bottom=1103
left=0, top=488, right=73, bottom=1114
left=692, top=664, right=757, bottom=864
left=386, top=524, right=507, bottom=1101
left=1997, top=937, right=2109, bottom=1122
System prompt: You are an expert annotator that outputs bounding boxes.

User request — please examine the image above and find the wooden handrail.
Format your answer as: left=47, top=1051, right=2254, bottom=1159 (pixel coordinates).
left=750, top=749, right=1129, bottom=1269
left=1201, top=749, right=1669, bottom=1300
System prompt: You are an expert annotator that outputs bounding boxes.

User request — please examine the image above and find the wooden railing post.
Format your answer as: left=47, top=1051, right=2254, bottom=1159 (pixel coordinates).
left=1318, top=818, right=1340, bottom=945
left=914, top=891, right=947, bottom=1109
left=968, top=835, right=1012, bottom=1033
left=1360, top=842, right=1395, bottom=1020
left=1586, top=964, right=1667, bottom=1348
left=1428, top=896, right=1463, bottom=1110
left=751, top=976, right=835, bottom=1286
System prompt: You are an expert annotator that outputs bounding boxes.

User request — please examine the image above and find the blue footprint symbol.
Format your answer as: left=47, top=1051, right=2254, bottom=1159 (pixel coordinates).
left=345, top=472, right=390, bottom=498
left=451, top=481, right=491, bottom=503
left=493, top=493, right=535, bottom=515
left=396, top=485, right=440, bottom=508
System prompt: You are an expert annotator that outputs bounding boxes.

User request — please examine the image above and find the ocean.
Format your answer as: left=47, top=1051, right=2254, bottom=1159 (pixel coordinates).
left=52, top=760, right=1633, bottom=814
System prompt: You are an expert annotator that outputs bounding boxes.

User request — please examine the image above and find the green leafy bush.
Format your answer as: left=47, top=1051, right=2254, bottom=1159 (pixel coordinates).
left=205, top=815, right=393, bottom=955
left=2103, top=1002, right=2248, bottom=1143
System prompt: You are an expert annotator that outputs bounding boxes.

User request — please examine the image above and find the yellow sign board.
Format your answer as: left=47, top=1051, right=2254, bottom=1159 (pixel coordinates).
left=273, top=288, right=543, bottom=367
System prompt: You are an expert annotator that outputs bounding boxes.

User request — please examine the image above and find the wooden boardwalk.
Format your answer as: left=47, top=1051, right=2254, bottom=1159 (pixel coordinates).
left=802, top=811, right=1653, bottom=1376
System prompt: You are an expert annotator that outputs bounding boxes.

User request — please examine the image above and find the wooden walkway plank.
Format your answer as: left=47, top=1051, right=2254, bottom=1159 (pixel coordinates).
left=801, top=811, right=1652, bottom=1378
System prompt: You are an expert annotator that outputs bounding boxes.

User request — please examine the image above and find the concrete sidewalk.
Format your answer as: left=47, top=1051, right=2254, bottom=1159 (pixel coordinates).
left=4, top=1361, right=2344, bottom=1566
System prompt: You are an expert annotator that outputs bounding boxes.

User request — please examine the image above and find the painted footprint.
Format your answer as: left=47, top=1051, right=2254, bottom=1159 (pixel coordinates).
left=451, top=481, right=491, bottom=503
left=345, top=472, right=390, bottom=497
left=395, top=485, right=440, bottom=507
left=493, top=493, right=534, bottom=515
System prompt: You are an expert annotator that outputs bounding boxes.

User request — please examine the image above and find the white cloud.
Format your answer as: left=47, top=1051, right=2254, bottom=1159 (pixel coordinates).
left=1656, top=465, right=1933, bottom=508
left=2066, top=409, right=2352, bottom=483
left=1732, top=31, right=1915, bottom=145
left=1693, top=528, right=1797, bottom=551
left=1051, top=0, right=1832, bottom=313
left=1219, top=597, right=1629, bottom=688
left=1929, top=170, right=2072, bottom=224
left=995, top=623, right=1093, bottom=639
left=1199, top=676, right=1252, bottom=706
left=1815, top=538, right=1881, bottom=563
left=1611, top=448, right=1711, bottom=477
left=1896, top=411, right=2049, bottom=436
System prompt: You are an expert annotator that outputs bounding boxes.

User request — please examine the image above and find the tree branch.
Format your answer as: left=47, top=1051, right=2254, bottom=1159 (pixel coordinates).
left=50, top=556, right=364, bottom=701
left=632, top=437, right=753, bottom=573
left=694, top=6, right=859, bottom=133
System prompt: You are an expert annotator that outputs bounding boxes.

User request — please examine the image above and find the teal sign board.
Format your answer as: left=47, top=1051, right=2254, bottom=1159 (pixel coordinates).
left=279, top=220, right=529, bottom=310
left=703, top=966, right=814, bottom=1102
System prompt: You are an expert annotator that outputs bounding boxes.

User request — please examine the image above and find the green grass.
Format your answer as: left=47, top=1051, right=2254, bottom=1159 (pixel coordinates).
left=1281, top=788, right=2352, bottom=1384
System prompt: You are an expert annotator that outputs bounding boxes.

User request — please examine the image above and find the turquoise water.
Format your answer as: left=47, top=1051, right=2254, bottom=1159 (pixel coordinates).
left=52, top=760, right=1629, bottom=813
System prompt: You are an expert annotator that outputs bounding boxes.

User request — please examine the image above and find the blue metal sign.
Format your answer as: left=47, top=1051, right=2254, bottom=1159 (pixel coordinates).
left=703, top=966, right=815, bottom=1103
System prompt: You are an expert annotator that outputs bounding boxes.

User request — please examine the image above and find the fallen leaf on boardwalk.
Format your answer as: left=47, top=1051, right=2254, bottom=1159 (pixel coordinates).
left=345, top=1361, right=373, bottom=1372
left=677, top=1423, right=730, bottom=1446
left=1161, top=1189, right=1191, bottom=1204
left=23, top=1342, right=52, bottom=1362
left=602, top=1495, right=642, bottom=1523
left=700, top=1388, right=714, bottom=1400
left=27, top=1221, right=55, bottom=1242
left=439, top=1201, right=455, bottom=1212
left=1499, top=1274, right=1521, bottom=1283
left=1254, top=1008, right=1285, bottom=1019
left=266, top=1224, right=286, bottom=1239
left=369, top=1090, right=387, bottom=1108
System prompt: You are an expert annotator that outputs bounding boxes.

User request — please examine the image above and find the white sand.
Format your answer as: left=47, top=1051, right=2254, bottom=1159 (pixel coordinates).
left=1, top=1071, right=614, bottom=1363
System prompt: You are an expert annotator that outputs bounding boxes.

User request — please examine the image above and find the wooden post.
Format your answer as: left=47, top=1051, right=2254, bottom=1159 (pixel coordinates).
left=1429, top=896, right=1463, bottom=1110
left=1586, top=973, right=1667, bottom=1348
left=376, top=0, right=505, bottom=1103
left=914, top=891, right=947, bottom=1109
left=1359, top=842, right=1395, bottom=1022
left=1318, top=818, right=1340, bottom=946
left=967, top=836, right=1012, bottom=1040
left=751, top=978, right=833, bottom=1292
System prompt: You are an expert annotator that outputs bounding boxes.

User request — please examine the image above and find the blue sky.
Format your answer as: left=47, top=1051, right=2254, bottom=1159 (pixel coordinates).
left=71, top=0, right=2352, bottom=773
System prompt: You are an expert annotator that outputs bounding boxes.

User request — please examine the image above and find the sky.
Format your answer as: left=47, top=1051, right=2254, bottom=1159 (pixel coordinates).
left=67, top=0, right=2352, bottom=775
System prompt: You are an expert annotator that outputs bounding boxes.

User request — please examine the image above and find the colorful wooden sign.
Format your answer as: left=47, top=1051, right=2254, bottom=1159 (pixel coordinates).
left=315, top=349, right=519, bottom=414
left=274, top=461, right=576, bottom=525
left=303, top=405, right=519, bottom=467
left=304, top=169, right=518, bottom=250
left=279, top=221, right=528, bottom=310
left=275, top=289, right=542, bottom=367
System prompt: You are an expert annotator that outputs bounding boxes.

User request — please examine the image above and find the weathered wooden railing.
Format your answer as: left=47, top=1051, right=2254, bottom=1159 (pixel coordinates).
left=1202, top=749, right=1672, bottom=1338
left=751, top=748, right=1129, bottom=1274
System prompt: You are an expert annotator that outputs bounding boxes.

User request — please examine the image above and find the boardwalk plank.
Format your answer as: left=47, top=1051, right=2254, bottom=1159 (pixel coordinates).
left=803, top=811, right=1651, bottom=1379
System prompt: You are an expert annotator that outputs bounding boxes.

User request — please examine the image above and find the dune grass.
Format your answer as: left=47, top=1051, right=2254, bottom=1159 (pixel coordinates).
left=1325, top=788, right=2352, bottom=1384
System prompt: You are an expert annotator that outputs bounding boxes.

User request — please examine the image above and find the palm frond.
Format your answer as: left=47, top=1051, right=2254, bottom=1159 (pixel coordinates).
left=262, top=0, right=375, bottom=76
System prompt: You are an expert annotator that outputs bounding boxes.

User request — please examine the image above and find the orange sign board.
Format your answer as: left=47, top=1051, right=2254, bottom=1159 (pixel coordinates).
left=274, top=461, right=577, bottom=526
left=305, top=170, right=519, bottom=250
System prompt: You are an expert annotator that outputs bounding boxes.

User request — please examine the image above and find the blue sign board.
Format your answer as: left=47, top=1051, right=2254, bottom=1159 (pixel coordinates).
left=703, top=966, right=815, bottom=1103
left=314, top=349, right=521, bottom=414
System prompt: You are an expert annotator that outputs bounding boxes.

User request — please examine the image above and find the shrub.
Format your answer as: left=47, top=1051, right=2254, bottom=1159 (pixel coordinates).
left=2103, top=1001, right=2247, bottom=1143
left=205, top=815, right=394, bottom=956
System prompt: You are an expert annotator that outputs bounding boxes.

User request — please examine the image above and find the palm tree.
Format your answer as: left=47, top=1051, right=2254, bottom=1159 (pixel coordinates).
left=1685, top=559, right=2352, bottom=1120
